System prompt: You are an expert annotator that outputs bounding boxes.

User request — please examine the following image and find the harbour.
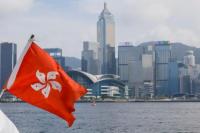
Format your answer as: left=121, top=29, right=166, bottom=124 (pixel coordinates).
left=1, top=102, right=200, bottom=133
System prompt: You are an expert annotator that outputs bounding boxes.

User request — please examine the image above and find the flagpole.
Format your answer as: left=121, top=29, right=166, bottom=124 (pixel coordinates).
left=0, top=89, right=5, bottom=99
left=6, top=34, right=35, bottom=89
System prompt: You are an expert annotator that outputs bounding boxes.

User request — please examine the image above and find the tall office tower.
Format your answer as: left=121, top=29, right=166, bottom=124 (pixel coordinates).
left=168, top=58, right=179, bottom=95
left=97, top=3, right=116, bottom=74
left=183, top=50, right=195, bottom=67
left=142, top=54, right=154, bottom=97
left=180, top=75, right=192, bottom=94
left=44, top=48, right=66, bottom=70
left=118, top=42, right=135, bottom=84
left=0, top=42, right=17, bottom=91
left=128, top=59, right=143, bottom=98
left=154, top=41, right=171, bottom=96
left=142, top=54, right=154, bottom=81
left=81, top=41, right=100, bottom=74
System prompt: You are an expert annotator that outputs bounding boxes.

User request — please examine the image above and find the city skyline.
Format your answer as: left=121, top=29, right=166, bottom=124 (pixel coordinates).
left=1, top=0, right=200, bottom=58
left=2, top=1, right=200, bottom=132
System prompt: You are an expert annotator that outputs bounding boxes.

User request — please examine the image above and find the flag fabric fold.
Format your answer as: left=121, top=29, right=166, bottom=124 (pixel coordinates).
left=5, top=39, right=87, bottom=127
left=0, top=110, right=19, bottom=133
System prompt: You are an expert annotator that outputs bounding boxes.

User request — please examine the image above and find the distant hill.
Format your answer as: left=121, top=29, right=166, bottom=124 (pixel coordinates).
left=65, top=57, right=81, bottom=69
left=65, top=42, right=200, bottom=69
left=139, top=41, right=200, bottom=64
left=170, top=43, right=200, bottom=64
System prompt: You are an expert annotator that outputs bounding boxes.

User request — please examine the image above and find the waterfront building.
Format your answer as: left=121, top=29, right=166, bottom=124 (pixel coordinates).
left=143, top=81, right=154, bottom=98
left=154, top=41, right=171, bottom=96
left=178, top=63, right=188, bottom=94
left=168, top=58, right=179, bottom=95
left=81, top=41, right=100, bottom=75
left=178, top=51, right=200, bottom=95
left=117, top=43, right=155, bottom=98
left=178, top=58, right=200, bottom=96
left=128, top=59, right=143, bottom=98
left=142, top=54, right=154, bottom=97
left=118, top=42, right=135, bottom=84
left=192, top=76, right=200, bottom=96
left=97, top=3, right=116, bottom=74
left=67, top=70, right=127, bottom=98
left=0, top=42, right=17, bottom=98
left=118, top=42, right=145, bottom=98
left=181, top=75, right=192, bottom=94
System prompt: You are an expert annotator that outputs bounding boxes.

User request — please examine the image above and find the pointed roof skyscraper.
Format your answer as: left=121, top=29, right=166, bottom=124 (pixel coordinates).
left=100, top=2, right=113, bottom=17
left=97, top=3, right=116, bottom=74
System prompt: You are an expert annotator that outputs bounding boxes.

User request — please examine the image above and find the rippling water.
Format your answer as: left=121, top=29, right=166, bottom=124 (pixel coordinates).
left=1, top=102, right=200, bottom=133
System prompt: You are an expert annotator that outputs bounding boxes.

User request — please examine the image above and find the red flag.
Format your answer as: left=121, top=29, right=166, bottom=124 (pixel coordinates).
left=5, top=37, right=87, bottom=127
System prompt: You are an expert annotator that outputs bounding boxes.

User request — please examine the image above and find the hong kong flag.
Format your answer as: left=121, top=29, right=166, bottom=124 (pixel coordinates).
left=5, top=35, right=87, bottom=127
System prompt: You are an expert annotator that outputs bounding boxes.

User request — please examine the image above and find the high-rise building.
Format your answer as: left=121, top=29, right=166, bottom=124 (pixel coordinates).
left=118, top=43, right=144, bottom=98
left=154, top=41, right=171, bottom=96
left=142, top=54, right=154, bottom=97
left=118, top=43, right=135, bottom=83
left=128, top=59, right=143, bottom=98
left=181, top=75, right=192, bottom=94
left=142, top=54, right=154, bottom=81
left=0, top=42, right=17, bottom=91
left=168, top=58, right=179, bottom=95
left=184, top=50, right=195, bottom=67
left=81, top=41, right=100, bottom=74
left=178, top=53, right=200, bottom=95
left=118, top=43, right=155, bottom=98
left=97, top=3, right=116, bottom=74
left=192, top=75, right=200, bottom=96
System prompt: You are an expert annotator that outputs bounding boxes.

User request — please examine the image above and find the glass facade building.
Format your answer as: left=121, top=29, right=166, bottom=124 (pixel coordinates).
left=97, top=3, right=116, bottom=74
left=81, top=41, right=100, bottom=74
left=169, top=59, right=179, bottom=95
left=155, top=41, right=171, bottom=96
left=118, top=43, right=135, bottom=83
left=0, top=42, right=17, bottom=98
left=67, top=70, right=127, bottom=98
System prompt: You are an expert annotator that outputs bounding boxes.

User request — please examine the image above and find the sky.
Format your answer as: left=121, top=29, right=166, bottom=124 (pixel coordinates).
left=1, top=0, right=200, bottom=58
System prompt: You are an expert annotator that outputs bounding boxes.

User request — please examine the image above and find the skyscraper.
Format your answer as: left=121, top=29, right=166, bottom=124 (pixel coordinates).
left=168, top=58, right=179, bottom=95
left=81, top=41, right=100, bottom=74
left=184, top=50, right=195, bottom=67
left=154, top=41, right=171, bottom=96
left=97, top=3, right=116, bottom=74
left=118, top=42, right=135, bottom=84
left=0, top=42, right=17, bottom=91
left=142, top=53, right=154, bottom=97
left=128, top=59, right=143, bottom=98
left=142, top=54, right=154, bottom=81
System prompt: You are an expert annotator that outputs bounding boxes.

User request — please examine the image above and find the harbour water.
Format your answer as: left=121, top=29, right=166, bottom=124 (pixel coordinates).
left=1, top=102, right=200, bottom=133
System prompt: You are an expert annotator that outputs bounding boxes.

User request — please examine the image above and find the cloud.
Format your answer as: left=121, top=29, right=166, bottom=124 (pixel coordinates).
left=142, top=25, right=200, bottom=45
left=1, top=0, right=200, bottom=58
left=0, top=0, right=34, bottom=15
left=0, top=1, right=96, bottom=58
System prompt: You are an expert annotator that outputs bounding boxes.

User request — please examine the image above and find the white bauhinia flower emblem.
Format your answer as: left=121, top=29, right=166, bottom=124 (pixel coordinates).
left=31, top=70, right=62, bottom=98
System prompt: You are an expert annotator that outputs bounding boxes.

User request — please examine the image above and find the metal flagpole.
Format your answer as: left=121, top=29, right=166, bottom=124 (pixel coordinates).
left=0, top=89, right=5, bottom=98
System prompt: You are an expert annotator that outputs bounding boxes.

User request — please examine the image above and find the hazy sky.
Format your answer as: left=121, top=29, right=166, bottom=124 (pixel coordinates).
left=1, top=0, right=200, bottom=58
